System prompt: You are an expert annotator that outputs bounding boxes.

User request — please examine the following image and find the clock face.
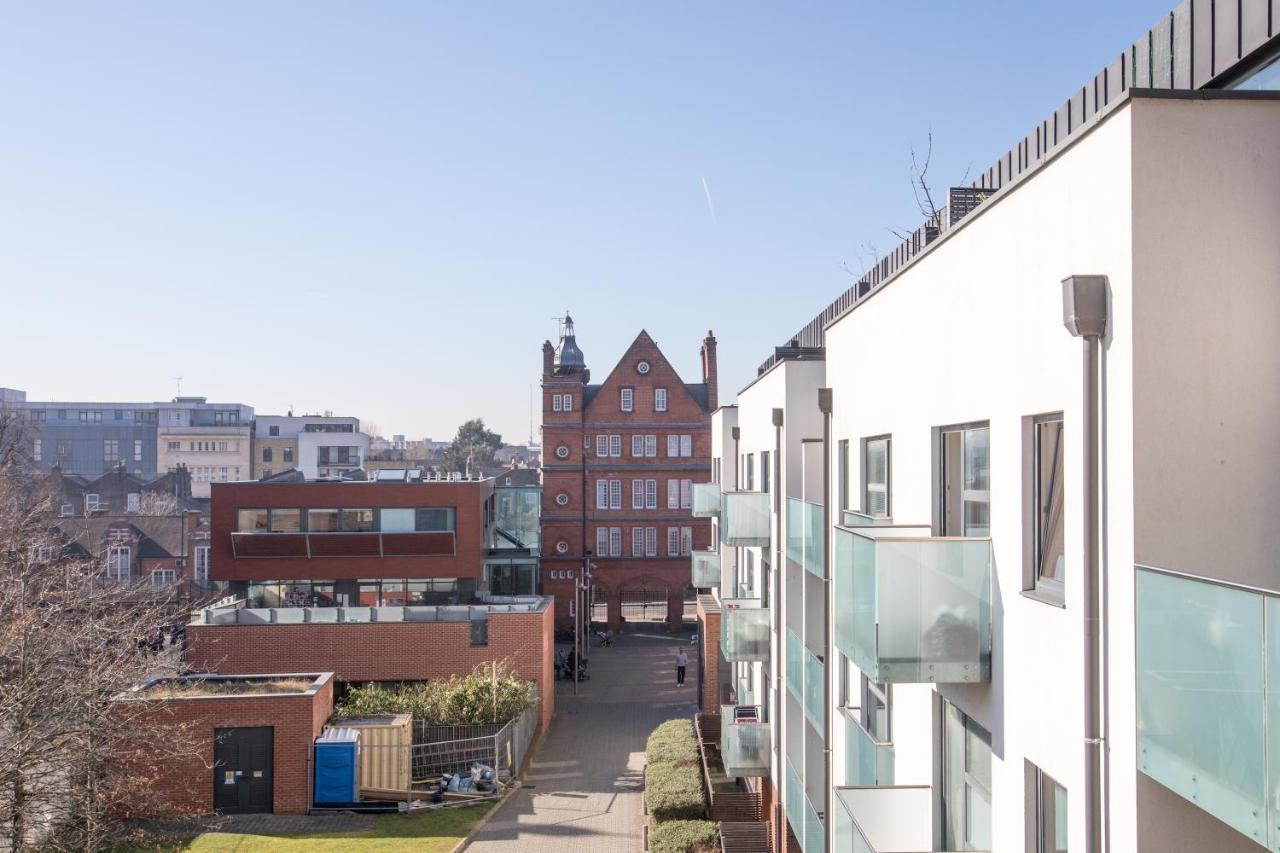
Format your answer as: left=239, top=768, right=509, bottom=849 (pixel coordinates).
left=555, top=493, right=569, bottom=506
left=637, top=360, right=651, bottom=375
left=555, top=445, right=570, bottom=459
left=556, top=540, right=569, bottom=554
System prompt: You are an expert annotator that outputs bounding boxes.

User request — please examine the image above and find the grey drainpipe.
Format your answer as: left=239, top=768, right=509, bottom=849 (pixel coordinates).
left=1061, top=275, right=1108, bottom=853
left=771, top=407, right=784, bottom=852
left=818, top=388, right=833, bottom=853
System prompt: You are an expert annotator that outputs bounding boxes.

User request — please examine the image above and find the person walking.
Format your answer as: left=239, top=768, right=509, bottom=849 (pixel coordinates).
left=675, top=648, right=688, bottom=686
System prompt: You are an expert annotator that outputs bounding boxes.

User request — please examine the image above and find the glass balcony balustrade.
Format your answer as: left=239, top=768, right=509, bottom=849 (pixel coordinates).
left=692, top=482, right=722, bottom=518
left=719, top=704, right=770, bottom=776
left=844, top=710, right=894, bottom=786
left=841, top=510, right=893, bottom=527
left=720, top=491, right=771, bottom=547
left=804, top=649, right=825, bottom=734
left=691, top=549, right=721, bottom=588
left=787, top=628, right=804, bottom=702
left=805, top=794, right=825, bottom=853
left=786, top=759, right=804, bottom=840
left=833, top=786, right=980, bottom=852
left=787, top=498, right=826, bottom=576
left=721, top=598, right=771, bottom=662
left=787, top=497, right=804, bottom=564
left=736, top=674, right=756, bottom=708
left=833, top=525, right=991, bottom=683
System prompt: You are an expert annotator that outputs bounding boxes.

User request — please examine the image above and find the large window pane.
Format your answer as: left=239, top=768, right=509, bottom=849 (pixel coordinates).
left=237, top=509, right=268, bottom=532
left=1136, top=569, right=1265, bottom=841
left=416, top=508, right=455, bottom=531
left=342, top=509, right=375, bottom=532
left=864, top=437, right=890, bottom=518
left=269, top=508, right=301, bottom=532
left=380, top=508, right=415, bottom=532
left=308, top=508, right=339, bottom=532
left=1034, top=418, right=1065, bottom=586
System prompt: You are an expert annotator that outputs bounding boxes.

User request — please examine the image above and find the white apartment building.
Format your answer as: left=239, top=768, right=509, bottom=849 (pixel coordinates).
left=251, top=415, right=369, bottom=480
left=153, top=399, right=253, bottom=499
left=695, top=4, right=1280, bottom=852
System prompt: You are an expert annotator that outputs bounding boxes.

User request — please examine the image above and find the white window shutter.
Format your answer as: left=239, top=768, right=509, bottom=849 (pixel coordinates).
left=667, top=435, right=678, bottom=457
left=596, top=480, right=608, bottom=509
left=681, top=435, right=692, bottom=457
left=668, top=479, right=679, bottom=509
left=632, top=480, right=645, bottom=509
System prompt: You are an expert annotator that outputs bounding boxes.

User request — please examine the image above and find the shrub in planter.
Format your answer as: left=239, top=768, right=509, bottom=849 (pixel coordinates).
left=648, top=820, right=720, bottom=853
left=644, top=762, right=705, bottom=823
left=646, top=719, right=699, bottom=765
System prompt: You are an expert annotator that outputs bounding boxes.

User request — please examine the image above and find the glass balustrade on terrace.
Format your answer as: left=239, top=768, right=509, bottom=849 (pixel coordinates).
left=691, top=549, right=721, bottom=587
left=786, top=759, right=804, bottom=841
left=692, top=482, right=722, bottom=518
left=720, top=491, right=771, bottom=547
left=786, top=628, right=804, bottom=702
left=720, top=598, right=771, bottom=662
left=787, top=497, right=804, bottom=564
left=804, top=649, right=825, bottom=734
left=843, top=710, right=894, bottom=786
left=805, top=794, right=825, bottom=853
left=833, top=525, right=991, bottom=683
left=719, top=704, right=770, bottom=776
left=833, top=785, right=982, bottom=852
left=842, top=510, right=893, bottom=527
left=787, top=498, right=826, bottom=577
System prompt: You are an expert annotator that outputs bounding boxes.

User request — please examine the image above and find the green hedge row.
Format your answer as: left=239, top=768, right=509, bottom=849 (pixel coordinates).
left=644, top=718, right=706, bottom=825
left=649, top=819, right=720, bottom=853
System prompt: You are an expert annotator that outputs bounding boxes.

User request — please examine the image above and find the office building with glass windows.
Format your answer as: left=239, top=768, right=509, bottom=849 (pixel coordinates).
left=695, top=3, right=1280, bottom=851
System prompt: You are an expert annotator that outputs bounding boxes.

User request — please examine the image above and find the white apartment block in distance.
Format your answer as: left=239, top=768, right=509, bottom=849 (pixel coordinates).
left=694, top=3, right=1280, bottom=852
left=251, top=415, right=369, bottom=480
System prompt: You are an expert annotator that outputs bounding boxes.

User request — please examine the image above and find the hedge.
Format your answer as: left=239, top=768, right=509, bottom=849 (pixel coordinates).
left=645, top=719, right=699, bottom=765
left=648, top=819, right=720, bottom=853
left=644, top=762, right=705, bottom=823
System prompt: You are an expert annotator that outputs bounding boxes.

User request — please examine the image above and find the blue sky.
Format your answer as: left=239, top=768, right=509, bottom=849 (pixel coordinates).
left=0, top=2, right=1171, bottom=442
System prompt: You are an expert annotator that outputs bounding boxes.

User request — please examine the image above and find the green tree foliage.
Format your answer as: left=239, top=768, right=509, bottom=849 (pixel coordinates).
left=442, top=418, right=504, bottom=475
left=335, top=661, right=535, bottom=726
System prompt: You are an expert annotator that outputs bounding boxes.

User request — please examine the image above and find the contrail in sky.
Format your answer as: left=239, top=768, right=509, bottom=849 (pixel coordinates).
left=701, top=176, right=719, bottom=228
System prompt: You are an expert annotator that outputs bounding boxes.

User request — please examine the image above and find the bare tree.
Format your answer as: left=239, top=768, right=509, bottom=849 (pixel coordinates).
left=0, top=412, right=201, bottom=851
left=129, top=491, right=180, bottom=517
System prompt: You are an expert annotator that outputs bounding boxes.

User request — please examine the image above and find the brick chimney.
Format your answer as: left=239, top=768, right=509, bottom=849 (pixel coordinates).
left=700, top=330, right=718, bottom=412
left=542, top=340, right=555, bottom=376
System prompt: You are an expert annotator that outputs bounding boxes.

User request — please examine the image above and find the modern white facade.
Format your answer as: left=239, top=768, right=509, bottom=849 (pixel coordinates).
left=694, top=4, right=1280, bottom=852
left=252, top=415, right=369, bottom=480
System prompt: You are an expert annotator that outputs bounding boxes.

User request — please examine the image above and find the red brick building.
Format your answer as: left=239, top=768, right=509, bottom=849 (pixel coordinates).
left=540, top=316, right=715, bottom=629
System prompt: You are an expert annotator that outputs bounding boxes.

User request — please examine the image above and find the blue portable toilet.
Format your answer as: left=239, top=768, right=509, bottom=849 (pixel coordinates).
left=314, top=728, right=359, bottom=804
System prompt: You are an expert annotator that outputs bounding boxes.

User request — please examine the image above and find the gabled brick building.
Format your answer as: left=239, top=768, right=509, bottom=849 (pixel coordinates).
left=540, top=315, right=715, bottom=629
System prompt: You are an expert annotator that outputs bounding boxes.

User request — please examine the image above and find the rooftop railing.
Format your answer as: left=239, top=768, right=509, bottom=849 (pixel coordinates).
left=833, top=525, right=991, bottom=683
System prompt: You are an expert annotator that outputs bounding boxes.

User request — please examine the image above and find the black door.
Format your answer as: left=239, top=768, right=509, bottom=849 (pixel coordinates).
left=213, top=727, right=273, bottom=814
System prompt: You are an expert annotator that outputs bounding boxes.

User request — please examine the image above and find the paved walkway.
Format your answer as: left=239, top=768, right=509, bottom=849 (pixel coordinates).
left=465, top=631, right=699, bottom=852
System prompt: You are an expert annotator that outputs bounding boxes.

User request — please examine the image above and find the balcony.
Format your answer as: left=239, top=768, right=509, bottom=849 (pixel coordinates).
left=720, top=492, right=771, bottom=547
left=691, top=550, right=721, bottom=588
left=230, top=530, right=456, bottom=559
left=841, top=510, right=893, bottom=527
left=833, top=785, right=980, bottom=852
left=720, top=598, right=770, bottom=662
left=786, top=629, right=803, bottom=702
left=787, top=498, right=825, bottom=577
left=804, top=649, right=824, bottom=735
left=833, top=525, right=990, bottom=683
left=692, top=482, right=722, bottom=518
left=719, top=705, right=770, bottom=776
left=805, top=794, right=825, bottom=853
left=843, top=710, right=893, bottom=786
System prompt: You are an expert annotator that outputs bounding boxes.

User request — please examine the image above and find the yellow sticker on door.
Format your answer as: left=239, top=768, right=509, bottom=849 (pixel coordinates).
left=224, top=771, right=236, bottom=785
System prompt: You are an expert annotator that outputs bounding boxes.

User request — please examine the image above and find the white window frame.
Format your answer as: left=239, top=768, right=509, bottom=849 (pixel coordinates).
left=620, top=388, right=634, bottom=412
left=632, top=435, right=645, bottom=457
left=680, top=435, right=693, bottom=457
left=645, top=435, right=658, bottom=457
left=668, top=479, right=680, bottom=509
left=106, top=546, right=131, bottom=581
left=655, top=388, right=668, bottom=412
left=609, top=479, right=622, bottom=510
left=134, top=439, right=143, bottom=461
left=645, top=527, right=658, bottom=557
left=667, top=527, right=681, bottom=556
left=127, top=493, right=140, bottom=513
left=562, top=394, right=572, bottom=412
left=60, top=504, right=74, bottom=517
left=194, top=546, right=211, bottom=584
left=609, top=527, right=622, bottom=557
left=85, top=494, right=100, bottom=512
left=151, top=568, right=177, bottom=588
left=632, top=527, right=645, bottom=557
left=632, top=479, right=645, bottom=510
left=680, top=526, right=693, bottom=556
left=552, top=394, right=563, bottom=412
left=667, top=435, right=679, bottom=457
left=596, top=480, right=609, bottom=509
left=609, top=435, right=622, bottom=457
left=596, top=435, right=608, bottom=458
left=33, top=439, right=41, bottom=462
left=596, top=527, right=609, bottom=556
left=680, top=479, right=693, bottom=509
left=646, top=479, right=658, bottom=510
left=863, top=435, right=892, bottom=519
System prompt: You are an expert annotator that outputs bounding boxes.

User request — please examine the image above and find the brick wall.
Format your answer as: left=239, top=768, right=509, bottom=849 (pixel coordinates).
left=696, top=597, right=721, bottom=713
left=187, top=605, right=555, bottom=729
left=121, top=674, right=333, bottom=816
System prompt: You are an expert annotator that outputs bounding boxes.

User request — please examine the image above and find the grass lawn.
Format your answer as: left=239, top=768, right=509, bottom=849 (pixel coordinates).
left=124, top=804, right=492, bottom=852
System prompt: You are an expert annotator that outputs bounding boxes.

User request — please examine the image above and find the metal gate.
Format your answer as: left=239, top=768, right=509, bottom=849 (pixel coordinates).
left=214, top=727, right=273, bottom=814
left=620, top=586, right=668, bottom=623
